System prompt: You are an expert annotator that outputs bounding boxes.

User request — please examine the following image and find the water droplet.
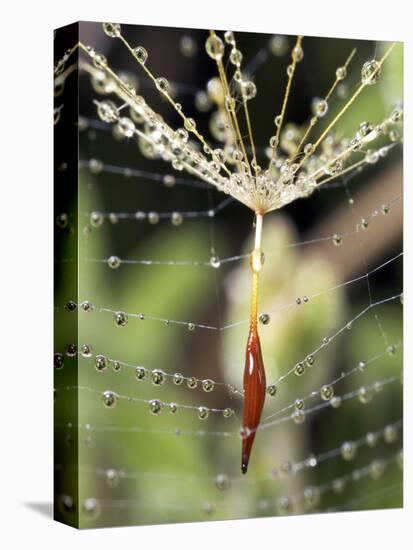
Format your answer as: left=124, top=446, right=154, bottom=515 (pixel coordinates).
left=358, top=386, right=373, bottom=404
left=135, top=366, right=147, bottom=381
left=259, top=313, right=270, bottom=325
left=151, top=369, right=165, bottom=386
left=294, top=362, right=305, bottom=376
left=325, top=159, right=343, bottom=175
left=180, top=35, right=198, bottom=57
left=277, top=496, right=293, bottom=514
left=305, top=454, right=318, bottom=468
left=81, top=344, right=93, bottom=357
left=56, top=213, right=69, bottom=229
left=187, top=377, right=197, bottom=389
left=304, top=143, right=314, bottom=155
left=102, top=23, right=121, bottom=38
left=102, top=391, right=117, bottom=408
left=82, top=497, right=101, bottom=520
left=274, top=115, right=282, bottom=128
left=320, top=384, right=334, bottom=401
left=229, top=48, right=242, bottom=66
left=279, top=460, right=292, bottom=477
left=296, top=297, right=302, bottom=305
left=95, top=355, right=108, bottom=372
left=241, top=80, right=257, bottom=100
left=312, top=98, right=328, bottom=118
left=184, top=117, right=197, bottom=132
left=305, top=354, right=315, bottom=367
left=90, top=211, right=104, bottom=228
left=361, top=60, right=381, bottom=85
left=149, top=399, right=163, bottom=415
left=303, top=486, right=320, bottom=509
left=358, top=360, right=366, bottom=371
left=336, top=66, right=347, bottom=80
left=93, top=54, right=107, bottom=69
left=106, top=468, right=120, bottom=487
left=292, top=410, right=306, bottom=424
left=195, top=90, right=212, bottom=112
left=223, top=407, right=233, bottom=418
left=169, top=402, right=179, bottom=414
left=187, top=323, right=195, bottom=331
left=387, top=344, right=397, bottom=356
left=117, top=117, right=135, bottom=138
left=134, top=46, right=148, bottom=64
left=365, top=147, right=379, bottom=164
left=114, top=311, right=128, bottom=327
left=155, top=77, right=169, bottom=93
left=373, top=382, right=383, bottom=396
left=292, top=44, right=303, bottom=62
left=57, top=494, right=75, bottom=516
left=333, top=233, right=343, bottom=246
left=171, top=212, right=183, bottom=226
left=332, top=479, right=345, bottom=494
left=295, top=399, right=305, bottom=410
left=381, top=204, right=390, bottom=215
left=197, top=406, right=210, bottom=420
left=173, top=373, right=184, bottom=385
left=210, top=255, right=221, bottom=268
left=267, top=384, right=277, bottom=396
left=330, top=396, right=342, bottom=408
left=224, top=31, right=235, bottom=46
left=341, top=441, right=356, bottom=461
left=205, top=34, right=224, bottom=61
left=269, top=35, right=288, bottom=57
left=97, top=100, right=119, bottom=123
left=358, top=121, right=377, bottom=141
left=54, top=353, right=64, bottom=369
left=66, top=344, right=77, bottom=357
left=202, top=379, right=215, bottom=392
left=370, top=459, right=386, bottom=480
left=108, top=255, right=121, bottom=269
left=215, top=473, right=230, bottom=491
left=148, top=211, right=159, bottom=224
left=366, top=432, right=378, bottom=447
left=81, top=300, right=94, bottom=312
left=202, top=501, right=214, bottom=515
left=359, top=218, right=369, bottom=230
left=383, top=425, right=397, bottom=444
left=111, top=360, right=121, bottom=372
left=163, top=174, right=176, bottom=187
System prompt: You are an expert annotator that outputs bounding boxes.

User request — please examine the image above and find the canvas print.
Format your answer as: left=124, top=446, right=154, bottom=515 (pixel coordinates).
left=54, top=21, right=403, bottom=528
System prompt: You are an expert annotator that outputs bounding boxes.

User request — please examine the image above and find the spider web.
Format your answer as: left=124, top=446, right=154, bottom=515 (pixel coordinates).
left=54, top=22, right=403, bottom=528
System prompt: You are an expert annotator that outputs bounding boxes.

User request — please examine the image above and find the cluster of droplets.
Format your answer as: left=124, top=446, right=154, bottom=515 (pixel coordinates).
left=60, top=443, right=401, bottom=522
left=84, top=26, right=403, bottom=217
left=96, top=387, right=235, bottom=420
left=88, top=209, right=185, bottom=231
left=92, top=353, right=227, bottom=394
left=94, top=93, right=230, bottom=198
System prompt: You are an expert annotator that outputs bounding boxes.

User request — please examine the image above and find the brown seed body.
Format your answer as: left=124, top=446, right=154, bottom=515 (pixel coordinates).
left=241, top=325, right=266, bottom=474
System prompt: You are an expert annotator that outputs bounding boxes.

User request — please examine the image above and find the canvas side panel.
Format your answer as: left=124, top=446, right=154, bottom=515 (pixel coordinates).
left=54, top=22, right=80, bottom=529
